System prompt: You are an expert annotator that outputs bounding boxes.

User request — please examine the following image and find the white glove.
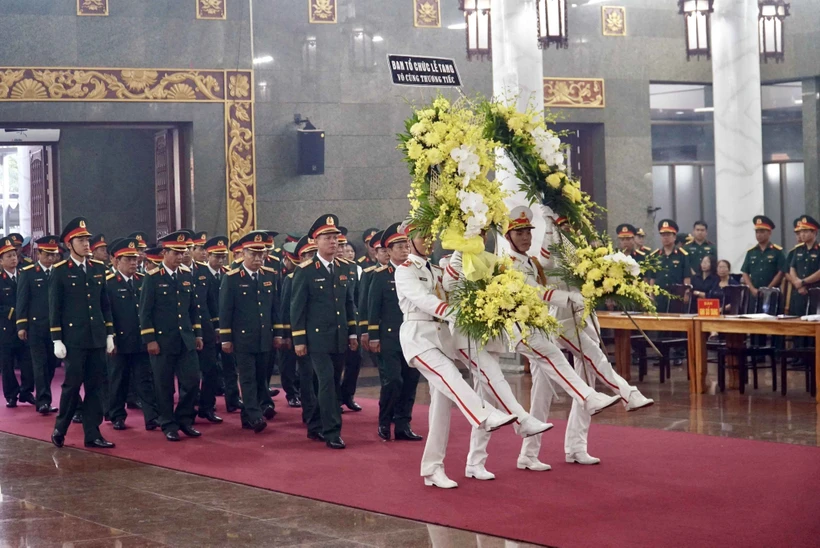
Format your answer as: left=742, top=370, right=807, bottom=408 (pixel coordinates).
left=106, top=334, right=115, bottom=354
left=568, top=292, right=585, bottom=311
left=53, top=340, right=67, bottom=359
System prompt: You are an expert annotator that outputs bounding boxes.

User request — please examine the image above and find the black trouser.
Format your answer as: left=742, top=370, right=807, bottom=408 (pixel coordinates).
left=1, top=342, right=34, bottom=402
left=220, top=349, right=242, bottom=407
left=377, top=349, right=420, bottom=430
left=337, top=346, right=361, bottom=405
left=310, top=352, right=344, bottom=439
left=150, top=349, right=199, bottom=433
left=197, top=342, right=219, bottom=413
left=108, top=351, right=158, bottom=425
left=54, top=347, right=106, bottom=443
left=29, top=335, right=57, bottom=408
left=236, top=351, right=270, bottom=424
left=298, top=354, right=320, bottom=434
left=279, top=349, right=300, bottom=400
left=126, top=366, right=140, bottom=406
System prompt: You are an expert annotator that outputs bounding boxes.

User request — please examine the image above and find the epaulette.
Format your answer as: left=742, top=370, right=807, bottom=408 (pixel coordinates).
left=106, top=273, right=115, bottom=280
left=357, top=257, right=367, bottom=263
left=337, top=258, right=350, bottom=265
left=261, top=266, right=277, bottom=273
left=635, top=249, right=645, bottom=256
left=89, top=259, right=105, bottom=265
left=678, top=248, right=688, bottom=256
left=179, top=264, right=191, bottom=272
left=790, top=243, right=805, bottom=251
left=650, top=249, right=660, bottom=256
left=268, top=255, right=281, bottom=262
left=274, top=247, right=281, bottom=253
left=149, top=268, right=160, bottom=275
left=772, top=244, right=782, bottom=250
left=21, top=264, right=35, bottom=271
left=226, top=268, right=240, bottom=276
left=375, top=265, right=388, bottom=272
left=401, top=260, right=412, bottom=267
left=53, top=260, right=67, bottom=268
left=134, top=272, right=144, bottom=278
left=196, top=261, right=208, bottom=267
left=748, top=245, right=758, bottom=252
left=299, top=259, right=314, bottom=268
left=364, top=265, right=378, bottom=273
left=287, top=272, right=294, bottom=279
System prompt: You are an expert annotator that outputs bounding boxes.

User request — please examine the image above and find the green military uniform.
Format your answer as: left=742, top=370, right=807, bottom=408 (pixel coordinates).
left=616, top=223, right=647, bottom=264
left=50, top=217, right=115, bottom=448
left=789, top=228, right=820, bottom=317
left=683, top=239, right=716, bottom=276
left=367, top=224, right=420, bottom=440
left=219, top=231, right=279, bottom=432
left=358, top=228, right=379, bottom=270
left=193, top=259, right=222, bottom=422
left=336, top=227, right=362, bottom=412
left=290, top=214, right=357, bottom=448
left=650, top=219, right=690, bottom=312
left=741, top=245, right=785, bottom=290
left=0, top=238, right=34, bottom=407
left=105, top=238, right=159, bottom=429
left=139, top=231, right=203, bottom=439
left=274, top=241, right=301, bottom=407
left=17, top=236, right=61, bottom=413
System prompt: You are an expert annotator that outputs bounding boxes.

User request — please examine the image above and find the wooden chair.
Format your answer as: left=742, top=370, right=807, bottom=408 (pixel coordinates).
left=716, top=285, right=750, bottom=392
left=635, top=284, right=693, bottom=383
left=776, top=287, right=819, bottom=397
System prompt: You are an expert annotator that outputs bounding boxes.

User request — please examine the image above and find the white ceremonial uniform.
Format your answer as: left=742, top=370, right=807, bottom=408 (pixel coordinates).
left=396, top=253, right=501, bottom=478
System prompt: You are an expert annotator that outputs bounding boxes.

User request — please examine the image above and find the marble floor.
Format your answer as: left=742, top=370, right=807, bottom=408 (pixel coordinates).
left=0, top=359, right=816, bottom=547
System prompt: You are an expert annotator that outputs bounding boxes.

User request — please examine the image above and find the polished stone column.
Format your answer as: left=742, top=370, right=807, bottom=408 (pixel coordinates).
left=802, top=78, right=820, bottom=219
left=17, top=146, right=32, bottom=236
left=711, top=0, right=764, bottom=270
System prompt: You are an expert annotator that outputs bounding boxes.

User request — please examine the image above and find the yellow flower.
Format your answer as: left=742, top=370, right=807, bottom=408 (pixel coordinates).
left=587, top=268, right=603, bottom=281
left=595, top=247, right=608, bottom=257
left=423, top=132, right=441, bottom=146
left=581, top=282, right=596, bottom=298
left=602, top=277, right=617, bottom=292
left=547, top=173, right=563, bottom=189
left=407, top=141, right=423, bottom=160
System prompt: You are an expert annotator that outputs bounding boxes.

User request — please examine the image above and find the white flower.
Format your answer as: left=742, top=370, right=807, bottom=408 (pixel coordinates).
left=603, top=252, right=641, bottom=277
left=458, top=189, right=489, bottom=238
left=531, top=127, right=567, bottom=168
left=451, top=145, right=481, bottom=187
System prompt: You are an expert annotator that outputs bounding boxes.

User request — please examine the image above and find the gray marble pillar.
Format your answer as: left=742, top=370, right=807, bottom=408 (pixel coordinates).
left=711, top=0, right=764, bottom=270
left=802, top=78, right=820, bottom=217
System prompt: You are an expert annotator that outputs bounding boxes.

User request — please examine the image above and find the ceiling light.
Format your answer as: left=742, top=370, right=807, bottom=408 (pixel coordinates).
left=253, top=55, right=274, bottom=65
left=793, top=99, right=803, bottom=105
left=694, top=107, right=714, bottom=112
left=372, top=35, right=384, bottom=42
left=676, top=111, right=685, bottom=115
left=447, top=23, right=467, bottom=30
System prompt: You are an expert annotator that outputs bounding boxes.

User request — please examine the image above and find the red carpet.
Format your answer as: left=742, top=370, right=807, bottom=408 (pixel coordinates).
left=0, top=370, right=818, bottom=548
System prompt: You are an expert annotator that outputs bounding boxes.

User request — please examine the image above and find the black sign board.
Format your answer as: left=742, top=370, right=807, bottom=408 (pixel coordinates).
left=388, top=54, right=461, bottom=87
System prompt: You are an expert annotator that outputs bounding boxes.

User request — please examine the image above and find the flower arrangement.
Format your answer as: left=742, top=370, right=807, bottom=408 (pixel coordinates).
left=449, top=257, right=560, bottom=346
left=483, top=101, right=600, bottom=243
left=548, top=236, right=665, bottom=317
left=398, top=96, right=509, bottom=245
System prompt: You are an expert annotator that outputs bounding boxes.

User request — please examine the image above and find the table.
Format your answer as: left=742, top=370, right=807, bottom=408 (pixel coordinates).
left=595, top=312, right=698, bottom=394
left=693, top=317, right=820, bottom=403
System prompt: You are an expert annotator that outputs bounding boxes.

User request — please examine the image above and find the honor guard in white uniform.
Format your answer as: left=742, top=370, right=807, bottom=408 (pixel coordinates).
left=395, top=225, right=517, bottom=489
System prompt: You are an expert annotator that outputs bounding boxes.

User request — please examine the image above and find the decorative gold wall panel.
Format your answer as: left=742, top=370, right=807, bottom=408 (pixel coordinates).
left=414, top=0, right=441, bottom=28
left=77, top=0, right=108, bottom=16
left=197, top=0, right=227, bottom=20
left=544, top=78, right=605, bottom=109
left=309, top=0, right=337, bottom=23
left=602, top=6, right=626, bottom=37
left=0, top=66, right=255, bottom=239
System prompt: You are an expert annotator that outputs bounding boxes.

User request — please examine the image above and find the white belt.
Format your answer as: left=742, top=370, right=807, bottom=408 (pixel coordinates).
left=404, top=312, right=444, bottom=323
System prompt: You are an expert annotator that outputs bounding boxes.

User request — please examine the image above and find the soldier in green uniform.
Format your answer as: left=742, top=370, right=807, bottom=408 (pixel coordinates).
left=367, top=223, right=422, bottom=441
left=0, top=237, right=34, bottom=409
left=683, top=221, right=716, bottom=276
left=127, top=232, right=149, bottom=275
left=50, top=217, right=116, bottom=449
left=648, top=219, right=691, bottom=312
left=17, top=236, right=60, bottom=414
left=291, top=214, right=358, bottom=450
left=788, top=215, right=820, bottom=316
left=275, top=241, right=304, bottom=408
left=740, top=215, right=786, bottom=306
left=219, top=231, right=279, bottom=433
left=615, top=223, right=646, bottom=263
left=7, top=233, right=33, bottom=270
left=90, top=234, right=109, bottom=266
left=191, top=231, right=208, bottom=263
left=139, top=230, right=204, bottom=442
left=358, top=230, right=386, bottom=373
left=358, top=229, right=379, bottom=269
left=105, top=238, right=160, bottom=431
left=635, top=227, right=652, bottom=254
left=335, top=227, right=362, bottom=412
left=261, top=231, right=282, bottom=408
left=781, top=218, right=804, bottom=312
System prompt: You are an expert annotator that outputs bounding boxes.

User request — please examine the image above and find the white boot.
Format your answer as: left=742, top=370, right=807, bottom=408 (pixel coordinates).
left=423, top=468, right=458, bottom=488
left=465, top=464, right=496, bottom=480
left=583, top=393, right=621, bottom=416
left=516, top=455, right=552, bottom=471
left=481, top=409, right=517, bottom=432
left=624, top=391, right=654, bottom=412
left=566, top=451, right=601, bottom=465
left=514, top=415, right=554, bottom=438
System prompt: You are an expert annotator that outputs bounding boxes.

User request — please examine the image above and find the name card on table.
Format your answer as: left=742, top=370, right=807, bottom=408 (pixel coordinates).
left=698, top=299, right=721, bottom=317
left=388, top=54, right=461, bottom=87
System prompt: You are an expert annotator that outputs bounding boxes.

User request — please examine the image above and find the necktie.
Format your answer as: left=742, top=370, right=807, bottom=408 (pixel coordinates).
left=252, top=272, right=258, bottom=283
left=171, top=272, right=177, bottom=283
left=44, top=269, right=50, bottom=280
left=128, top=279, right=135, bottom=292
left=328, top=262, right=334, bottom=276
left=81, top=263, right=86, bottom=275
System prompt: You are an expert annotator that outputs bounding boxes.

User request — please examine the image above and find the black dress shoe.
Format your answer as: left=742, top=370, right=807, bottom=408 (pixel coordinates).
left=179, top=425, right=201, bottom=437
left=84, top=438, right=115, bottom=449
left=344, top=400, right=362, bottom=412
left=37, top=404, right=51, bottom=415
left=198, top=410, right=223, bottom=423
left=394, top=428, right=423, bottom=441
left=307, top=431, right=326, bottom=442
left=165, top=430, right=180, bottom=441
left=287, top=397, right=302, bottom=408
left=51, top=429, right=65, bottom=448
left=378, top=425, right=391, bottom=441
left=112, top=419, right=126, bottom=431
left=71, top=412, right=83, bottom=424
left=5, top=399, right=17, bottom=408
left=145, top=419, right=160, bottom=431
left=268, top=387, right=280, bottom=397
left=249, top=418, right=267, bottom=433
left=49, top=406, right=58, bottom=413
left=226, top=400, right=243, bottom=413
left=326, top=437, right=346, bottom=450
left=19, top=393, right=36, bottom=405
left=262, top=406, right=277, bottom=420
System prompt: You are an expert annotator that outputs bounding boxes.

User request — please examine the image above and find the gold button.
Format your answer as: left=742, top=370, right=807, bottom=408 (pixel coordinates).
left=87, top=294, right=90, bottom=298
left=32, top=317, right=36, bottom=321
left=69, top=323, right=73, bottom=327
left=336, top=311, right=340, bottom=315
left=260, top=313, right=263, bottom=317
left=315, top=328, right=319, bottom=332
left=179, top=326, right=182, bottom=330
left=178, top=314, right=182, bottom=318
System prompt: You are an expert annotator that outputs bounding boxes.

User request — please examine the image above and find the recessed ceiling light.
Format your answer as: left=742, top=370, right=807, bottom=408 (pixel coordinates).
left=372, top=35, right=384, bottom=42
left=694, top=107, right=714, bottom=113
left=447, top=23, right=467, bottom=30
left=253, top=55, right=274, bottom=65
left=676, top=111, right=685, bottom=115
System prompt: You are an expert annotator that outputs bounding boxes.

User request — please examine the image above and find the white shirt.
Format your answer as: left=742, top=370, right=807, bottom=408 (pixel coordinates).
left=116, top=270, right=132, bottom=284
left=70, top=255, right=87, bottom=269
left=243, top=264, right=260, bottom=279
left=317, top=253, right=334, bottom=272
left=207, top=265, right=221, bottom=277
left=4, top=269, right=15, bottom=281
left=163, top=264, right=179, bottom=277
left=37, top=262, right=51, bottom=276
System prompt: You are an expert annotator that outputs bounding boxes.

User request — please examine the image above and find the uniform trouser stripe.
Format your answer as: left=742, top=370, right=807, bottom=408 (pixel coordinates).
left=558, top=335, right=622, bottom=396
left=458, top=349, right=514, bottom=417
left=523, top=343, right=586, bottom=401
left=415, top=355, right=480, bottom=426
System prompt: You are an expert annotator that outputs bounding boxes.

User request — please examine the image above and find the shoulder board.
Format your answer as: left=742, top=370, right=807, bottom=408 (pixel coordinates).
left=375, top=265, right=388, bottom=272
left=357, top=256, right=366, bottom=263
left=748, top=246, right=757, bottom=252
left=53, top=260, right=67, bottom=268
left=196, top=261, right=208, bottom=267
left=772, top=244, right=782, bottom=250
left=261, top=266, right=277, bottom=273
left=337, top=258, right=350, bottom=265
left=678, top=248, right=688, bottom=255
left=105, top=273, right=115, bottom=281
left=274, top=247, right=281, bottom=253
left=226, top=268, right=240, bottom=276
left=89, top=259, right=105, bottom=266
left=21, top=264, right=35, bottom=271
left=650, top=249, right=660, bottom=256
left=791, top=243, right=805, bottom=250
left=287, top=272, right=294, bottom=279
left=298, top=260, right=313, bottom=269
left=149, top=268, right=160, bottom=275
left=364, top=265, right=378, bottom=273
left=268, top=255, right=281, bottom=262
left=134, top=272, right=144, bottom=278
left=635, top=249, right=645, bottom=256
left=179, top=265, right=191, bottom=272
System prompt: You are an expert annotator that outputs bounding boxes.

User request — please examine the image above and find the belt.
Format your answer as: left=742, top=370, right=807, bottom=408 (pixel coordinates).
left=404, top=312, right=445, bottom=323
